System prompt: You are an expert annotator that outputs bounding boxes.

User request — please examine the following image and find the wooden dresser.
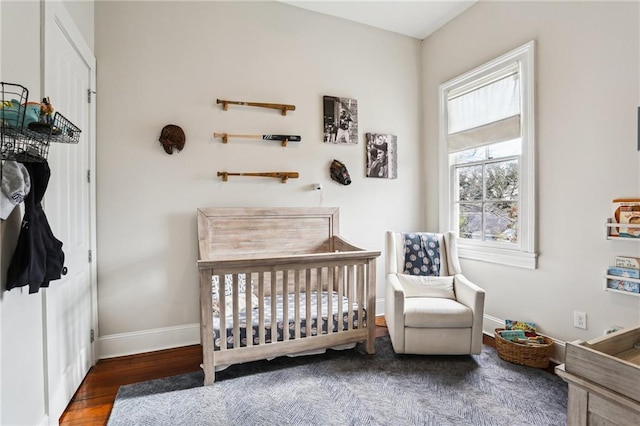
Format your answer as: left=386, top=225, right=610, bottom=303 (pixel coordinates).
left=555, top=326, right=640, bottom=425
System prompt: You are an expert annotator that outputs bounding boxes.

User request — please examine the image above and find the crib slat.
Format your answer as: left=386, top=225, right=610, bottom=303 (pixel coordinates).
left=233, top=274, right=240, bottom=349
left=246, top=272, right=253, bottom=347
left=305, top=269, right=312, bottom=337
left=316, top=268, right=322, bottom=336
left=347, top=265, right=354, bottom=331
left=282, top=271, right=289, bottom=341
left=271, top=271, right=277, bottom=344
left=218, top=275, right=227, bottom=352
left=294, top=269, right=301, bottom=339
left=337, top=266, right=344, bottom=332
left=357, top=264, right=365, bottom=330
left=258, top=272, right=265, bottom=346
left=327, top=267, right=333, bottom=334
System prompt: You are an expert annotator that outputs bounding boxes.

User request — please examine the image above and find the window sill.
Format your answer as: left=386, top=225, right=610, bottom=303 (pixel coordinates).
left=458, top=244, right=538, bottom=269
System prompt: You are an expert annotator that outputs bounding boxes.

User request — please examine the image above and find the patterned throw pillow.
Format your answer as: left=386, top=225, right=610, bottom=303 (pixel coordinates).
left=402, top=232, right=441, bottom=276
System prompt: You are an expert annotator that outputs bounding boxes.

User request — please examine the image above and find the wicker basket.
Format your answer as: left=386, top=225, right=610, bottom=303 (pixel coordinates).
left=494, top=328, right=553, bottom=368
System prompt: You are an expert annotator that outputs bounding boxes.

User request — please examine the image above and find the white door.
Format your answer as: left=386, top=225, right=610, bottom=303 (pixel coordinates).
left=42, top=2, right=96, bottom=423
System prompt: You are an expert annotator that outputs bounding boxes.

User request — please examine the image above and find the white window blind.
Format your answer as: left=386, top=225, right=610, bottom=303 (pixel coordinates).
left=447, top=67, right=521, bottom=153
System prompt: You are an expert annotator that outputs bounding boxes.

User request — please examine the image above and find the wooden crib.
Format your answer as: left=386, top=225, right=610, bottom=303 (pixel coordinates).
left=197, top=207, right=380, bottom=385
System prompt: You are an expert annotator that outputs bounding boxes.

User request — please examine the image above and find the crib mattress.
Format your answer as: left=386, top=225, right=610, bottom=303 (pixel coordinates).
left=213, top=291, right=365, bottom=350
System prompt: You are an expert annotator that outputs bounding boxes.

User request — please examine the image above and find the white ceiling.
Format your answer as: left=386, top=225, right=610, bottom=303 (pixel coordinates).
left=280, top=1, right=476, bottom=40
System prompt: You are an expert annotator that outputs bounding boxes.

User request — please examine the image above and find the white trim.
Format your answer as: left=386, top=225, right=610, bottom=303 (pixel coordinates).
left=98, top=323, right=201, bottom=359
left=520, top=41, right=536, bottom=256
left=439, top=41, right=537, bottom=268
left=44, top=1, right=95, bottom=71
left=376, top=297, right=384, bottom=318
left=459, top=244, right=537, bottom=269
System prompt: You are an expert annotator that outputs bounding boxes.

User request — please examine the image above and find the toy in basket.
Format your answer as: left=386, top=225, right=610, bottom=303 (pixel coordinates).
left=494, top=320, right=553, bottom=368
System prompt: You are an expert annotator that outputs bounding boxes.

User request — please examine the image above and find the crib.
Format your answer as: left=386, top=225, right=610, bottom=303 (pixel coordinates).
left=197, top=207, right=380, bottom=385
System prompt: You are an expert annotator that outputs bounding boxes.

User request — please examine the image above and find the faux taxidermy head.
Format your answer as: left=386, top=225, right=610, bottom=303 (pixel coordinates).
left=330, top=159, right=351, bottom=185
left=159, top=124, right=186, bottom=154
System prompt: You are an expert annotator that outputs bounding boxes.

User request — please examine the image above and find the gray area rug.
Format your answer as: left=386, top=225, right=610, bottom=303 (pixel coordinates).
left=108, top=336, right=567, bottom=425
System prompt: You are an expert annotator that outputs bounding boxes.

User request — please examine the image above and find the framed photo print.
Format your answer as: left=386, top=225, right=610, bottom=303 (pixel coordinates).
left=366, top=133, right=397, bottom=179
left=323, top=96, right=358, bottom=145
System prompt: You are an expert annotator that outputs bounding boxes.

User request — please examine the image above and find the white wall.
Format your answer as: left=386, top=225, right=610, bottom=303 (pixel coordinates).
left=63, top=0, right=94, bottom=51
left=94, top=1, right=423, bottom=356
left=1, top=1, right=47, bottom=424
left=422, top=1, right=640, bottom=344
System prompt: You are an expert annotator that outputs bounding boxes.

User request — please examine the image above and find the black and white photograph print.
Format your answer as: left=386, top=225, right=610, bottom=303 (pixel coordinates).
left=323, top=96, right=358, bottom=145
left=366, top=133, right=397, bottom=179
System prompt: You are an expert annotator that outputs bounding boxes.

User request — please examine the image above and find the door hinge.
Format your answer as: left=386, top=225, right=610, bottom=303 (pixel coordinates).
left=88, top=249, right=92, bottom=263
left=87, top=169, right=91, bottom=183
left=90, top=329, right=95, bottom=343
left=87, top=89, right=96, bottom=103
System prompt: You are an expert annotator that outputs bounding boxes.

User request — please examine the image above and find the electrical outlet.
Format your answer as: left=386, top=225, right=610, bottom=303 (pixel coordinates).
left=574, top=311, right=587, bottom=329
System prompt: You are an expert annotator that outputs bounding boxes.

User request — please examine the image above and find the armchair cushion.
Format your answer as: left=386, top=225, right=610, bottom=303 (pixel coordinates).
left=404, top=298, right=473, bottom=328
left=397, top=274, right=455, bottom=299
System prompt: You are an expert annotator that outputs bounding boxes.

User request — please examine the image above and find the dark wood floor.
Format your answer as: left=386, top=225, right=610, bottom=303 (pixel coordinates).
left=59, top=325, right=555, bottom=425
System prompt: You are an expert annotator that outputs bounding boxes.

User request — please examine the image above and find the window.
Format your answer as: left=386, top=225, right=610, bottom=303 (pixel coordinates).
left=438, top=41, right=537, bottom=269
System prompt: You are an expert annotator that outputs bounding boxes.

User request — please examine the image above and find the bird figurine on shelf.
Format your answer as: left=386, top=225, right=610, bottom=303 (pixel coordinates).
left=40, top=97, right=54, bottom=125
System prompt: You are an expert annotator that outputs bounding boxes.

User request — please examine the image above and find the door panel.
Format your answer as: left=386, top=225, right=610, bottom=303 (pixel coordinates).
left=43, top=7, right=93, bottom=423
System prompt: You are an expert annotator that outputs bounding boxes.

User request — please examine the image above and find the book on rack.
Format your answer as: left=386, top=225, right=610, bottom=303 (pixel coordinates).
left=618, top=206, right=640, bottom=238
left=615, top=256, right=640, bottom=269
left=612, top=198, right=640, bottom=237
left=607, top=266, right=640, bottom=279
left=607, top=279, right=640, bottom=293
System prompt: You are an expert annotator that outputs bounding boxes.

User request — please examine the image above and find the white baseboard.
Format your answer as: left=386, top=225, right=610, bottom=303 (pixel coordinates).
left=482, top=314, right=506, bottom=336
left=376, top=298, right=384, bottom=317
left=98, top=323, right=200, bottom=359
left=97, top=313, right=567, bottom=365
left=483, top=314, right=566, bottom=365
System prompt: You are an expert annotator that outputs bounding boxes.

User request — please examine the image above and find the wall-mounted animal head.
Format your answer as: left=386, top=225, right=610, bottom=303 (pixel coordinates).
left=330, top=159, right=351, bottom=185
left=159, top=124, right=185, bottom=154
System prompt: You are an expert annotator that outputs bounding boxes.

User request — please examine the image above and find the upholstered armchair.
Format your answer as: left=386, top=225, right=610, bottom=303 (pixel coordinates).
left=385, top=231, right=485, bottom=355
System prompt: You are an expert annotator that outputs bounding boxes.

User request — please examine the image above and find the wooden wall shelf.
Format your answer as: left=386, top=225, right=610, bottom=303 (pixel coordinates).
left=216, top=171, right=299, bottom=183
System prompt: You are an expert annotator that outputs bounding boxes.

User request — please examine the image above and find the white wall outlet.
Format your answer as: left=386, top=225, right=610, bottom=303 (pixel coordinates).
left=574, top=311, right=587, bottom=329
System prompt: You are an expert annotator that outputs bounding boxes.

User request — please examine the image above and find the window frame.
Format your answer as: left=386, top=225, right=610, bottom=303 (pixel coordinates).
left=438, top=41, right=537, bottom=269
left=453, top=153, right=520, bottom=243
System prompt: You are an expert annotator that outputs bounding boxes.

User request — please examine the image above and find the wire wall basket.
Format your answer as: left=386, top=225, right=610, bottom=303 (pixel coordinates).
left=1, top=81, right=81, bottom=163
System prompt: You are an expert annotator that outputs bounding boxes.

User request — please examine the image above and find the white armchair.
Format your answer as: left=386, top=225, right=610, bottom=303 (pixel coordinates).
left=385, top=231, right=485, bottom=355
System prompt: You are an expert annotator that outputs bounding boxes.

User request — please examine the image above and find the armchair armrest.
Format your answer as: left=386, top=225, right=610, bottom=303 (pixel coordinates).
left=385, top=274, right=405, bottom=353
left=453, top=274, right=486, bottom=354
left=454, top=274, right=485, bottom=310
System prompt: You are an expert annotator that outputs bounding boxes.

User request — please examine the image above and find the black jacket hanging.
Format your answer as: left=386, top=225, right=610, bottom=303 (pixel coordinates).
left=6, top=161, right=65, bottom=294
